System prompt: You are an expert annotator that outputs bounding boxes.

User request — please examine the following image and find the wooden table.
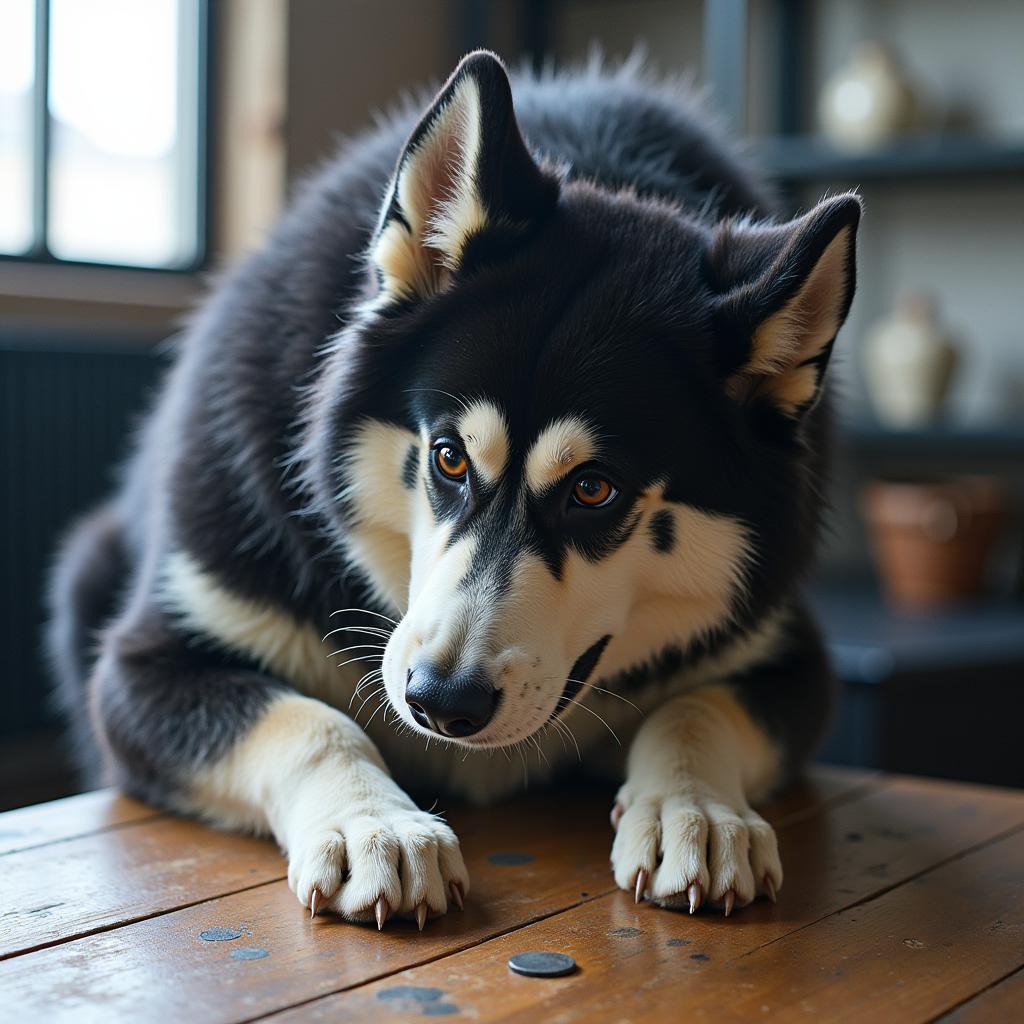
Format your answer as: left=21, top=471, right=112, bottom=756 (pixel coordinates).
left=2, top=767, right=1022, bottom=1022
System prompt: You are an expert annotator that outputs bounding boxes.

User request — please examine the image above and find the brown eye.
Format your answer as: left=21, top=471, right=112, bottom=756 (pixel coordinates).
left=435, top=445, right=468, bottom=480
left=573, top=476, right=616, bottom=508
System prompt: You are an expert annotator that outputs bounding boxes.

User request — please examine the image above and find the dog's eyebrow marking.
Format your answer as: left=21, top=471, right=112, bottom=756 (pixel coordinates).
left=457, top=399, right=509, bottom=485
left=525, top=416, right=600, bottom=494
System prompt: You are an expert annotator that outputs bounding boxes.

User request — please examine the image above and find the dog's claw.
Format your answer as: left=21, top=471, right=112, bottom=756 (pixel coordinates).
left=687, top=882, right=702, bottom=915
left=309, top=887, right=322, bottom=919
left=374, top=896, right=389, bottom=931
left=415, top=902, right=428, bottom=931
left=610, top=803, right=624, bottom=830
left=764, top=875, right=777, bottom=903
left=634, top=868, right=648, bottom=904
left=449, top=880, right=464, bottom=910
left=723, top=890, right=735, bottom=918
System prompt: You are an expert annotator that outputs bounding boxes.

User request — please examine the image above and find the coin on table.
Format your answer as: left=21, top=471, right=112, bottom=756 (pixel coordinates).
left=507, top=951, right=577, bottom=978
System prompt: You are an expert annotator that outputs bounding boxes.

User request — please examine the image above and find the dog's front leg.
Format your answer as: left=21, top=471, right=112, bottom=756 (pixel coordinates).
left=610, top=685, right=784, bottom=915
left=92, top=610, right=467, bottom=927
left=190, top=692, right=469, bottom=926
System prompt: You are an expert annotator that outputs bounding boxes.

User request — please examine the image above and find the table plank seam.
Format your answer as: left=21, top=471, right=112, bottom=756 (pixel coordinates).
left=255, top=802, right=1024, bottom=1020
left=768, top=773, right=884, bottom=829
left=735, top=818, right=1024, bottom=965
left=0, top=810, right=169, bottom=860
left=234, top=888, right=619, bottom=1024
left=266, top=822, right=1024, bottom=1024
left=929, top=963, right=1024, bottom=1023
left=0, top=873, right=288, bottom=963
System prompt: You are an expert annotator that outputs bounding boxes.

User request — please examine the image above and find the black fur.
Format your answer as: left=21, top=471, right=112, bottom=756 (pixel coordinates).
left=47, top=52, right=856, bottom=805
left=649, top=510, right=676, bottom=553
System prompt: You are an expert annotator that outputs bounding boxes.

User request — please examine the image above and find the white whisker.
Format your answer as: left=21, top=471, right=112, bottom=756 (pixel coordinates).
left=363, top=695, right=390, bottom=729
left=322, top=625, right=392, bottom=642
left=336, top=653, right=386, bottom=670
left=557, top=695, right=621, bottom=745
left=329, top=607, right=399, bottom=626
left=566, top=678, right=643, bottom=715
left=325, top=643, right=388, bottom=659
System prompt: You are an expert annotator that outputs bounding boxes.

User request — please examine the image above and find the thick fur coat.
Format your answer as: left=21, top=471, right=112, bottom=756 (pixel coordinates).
left=49, top=52, right=859, bottom=925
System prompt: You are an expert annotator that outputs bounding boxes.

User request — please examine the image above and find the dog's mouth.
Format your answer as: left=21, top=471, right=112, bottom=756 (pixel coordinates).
left=552, top=635, right=612, bottom=720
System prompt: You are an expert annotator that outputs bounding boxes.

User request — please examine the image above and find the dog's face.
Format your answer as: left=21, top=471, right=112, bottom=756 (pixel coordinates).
left=307, top=53, right=859, bottom=749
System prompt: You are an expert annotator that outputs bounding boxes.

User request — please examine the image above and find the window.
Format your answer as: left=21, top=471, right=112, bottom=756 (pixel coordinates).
left=0, top=0, right=207, bottom=270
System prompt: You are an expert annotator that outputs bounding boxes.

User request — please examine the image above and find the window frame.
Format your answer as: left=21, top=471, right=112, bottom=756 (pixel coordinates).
left=0, top=0, right=211, bottom=274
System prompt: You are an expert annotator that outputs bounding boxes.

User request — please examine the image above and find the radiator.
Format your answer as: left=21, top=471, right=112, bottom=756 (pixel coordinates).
left=0, top=341, right=162, bottom=738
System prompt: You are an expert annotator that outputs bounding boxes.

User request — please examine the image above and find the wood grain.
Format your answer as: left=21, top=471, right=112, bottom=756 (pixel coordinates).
left=0, top=816, right=285, bottom=958
left=1, top=765, right=1013, bottom=1024
left=0, top=788, right=162, bottom=856
left=936, top=966, right=1024, bottom=1022
left=0, top=791, right=615, bottom=1023
left=264, top=776, right=1024, bottom=1023
left=0, top=773, right=864, bottom=1023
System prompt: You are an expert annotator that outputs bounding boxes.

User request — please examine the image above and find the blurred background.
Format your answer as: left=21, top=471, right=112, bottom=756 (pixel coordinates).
left=1, top=0, right=1022, bottom=809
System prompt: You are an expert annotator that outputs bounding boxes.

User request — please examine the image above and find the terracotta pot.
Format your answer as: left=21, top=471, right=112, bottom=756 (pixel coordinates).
left=862, top=477, right=1007, bottom=611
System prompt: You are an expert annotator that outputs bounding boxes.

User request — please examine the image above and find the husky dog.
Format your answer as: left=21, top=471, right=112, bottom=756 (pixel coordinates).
left=49, top=52, right=859, bottom=927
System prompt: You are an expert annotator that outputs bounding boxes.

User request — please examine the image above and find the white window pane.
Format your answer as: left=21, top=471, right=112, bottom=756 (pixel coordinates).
left=47, top=0, right=200, bottom=267
left=0, top=0, right=35, bottom=255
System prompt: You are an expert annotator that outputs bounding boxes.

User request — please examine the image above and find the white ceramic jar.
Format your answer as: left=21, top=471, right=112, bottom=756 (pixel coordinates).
left=863, top=292, right=958, bottom=428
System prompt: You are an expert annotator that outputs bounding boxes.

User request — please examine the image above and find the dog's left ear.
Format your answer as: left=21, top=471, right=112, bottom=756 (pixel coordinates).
left=710, top=193, right=861, bottom=418
left=370, top=50, right=559, bottom=305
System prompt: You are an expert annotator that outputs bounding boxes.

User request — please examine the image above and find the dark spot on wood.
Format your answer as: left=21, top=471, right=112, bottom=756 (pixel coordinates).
left=690, top=953, right=710, bottom=961
left=667, top=938, right=691, bottom=947
left=649, top=510, right=675, bottom=553
left=377, top=987, right=458, bottom=1016
left=609, top=926, right=642, bottom=937
left=230, top=947, right=270, bottom=960
left=26, top=903, right=64, bottom=915
left=876, top=826, right=911, bottom=841
left=845, top=831, right=862, bottom=843
left=487, top=851, right=535, bottom=866
left=401, top=444, right=419, bottom=489
left=580, top=891, right=589, bottom=898
left=378, top=987, right=446, bottom=1003
left=199, top=927, right=243, bottom=942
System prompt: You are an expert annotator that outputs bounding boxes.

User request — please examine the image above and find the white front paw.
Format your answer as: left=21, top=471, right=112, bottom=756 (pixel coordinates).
left=610, top=782, right=781, bottom=915
left=284, top=792, right=468, bottom=928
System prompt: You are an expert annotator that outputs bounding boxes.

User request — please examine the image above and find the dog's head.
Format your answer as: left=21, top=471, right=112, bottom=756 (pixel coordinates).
left=307, top=53, right=859, bottom=748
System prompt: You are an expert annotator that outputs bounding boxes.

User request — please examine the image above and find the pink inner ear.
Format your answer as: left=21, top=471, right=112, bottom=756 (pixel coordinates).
left=728, top=226, right=853, bottom=416
left=406, top=108, right=466, bottom=266
left=377, top=78, right=488, bottom=300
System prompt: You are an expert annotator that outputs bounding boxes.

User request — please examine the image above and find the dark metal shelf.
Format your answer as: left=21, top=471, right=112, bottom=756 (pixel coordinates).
left=840, top=421, right=1024, bottom=454
left=810, top=584, right=1024, bottom=684
left=756, top=135, right=1024, bottom=183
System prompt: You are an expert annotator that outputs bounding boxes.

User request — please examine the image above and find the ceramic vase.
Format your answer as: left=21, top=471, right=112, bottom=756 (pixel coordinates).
left=863, top=292, right=958, bottom=428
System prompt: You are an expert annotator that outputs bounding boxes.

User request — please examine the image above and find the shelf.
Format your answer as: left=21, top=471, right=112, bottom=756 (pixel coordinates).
left=840, top=421, right=1024, bottom=455
left=809, top=584, right=1024, bottom=684
left=755, top=136, right=1024, bottom=183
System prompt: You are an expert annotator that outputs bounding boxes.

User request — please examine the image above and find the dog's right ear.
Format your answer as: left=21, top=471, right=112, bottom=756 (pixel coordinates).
left=369, top=50, right=559, bottom=306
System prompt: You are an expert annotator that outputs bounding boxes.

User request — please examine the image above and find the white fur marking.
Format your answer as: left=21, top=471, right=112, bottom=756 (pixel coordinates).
left=161, top=552, right=352, bottom=703
left=457, top=398, right=509, bottom=484
left=524, top=416, right=600, bottom=494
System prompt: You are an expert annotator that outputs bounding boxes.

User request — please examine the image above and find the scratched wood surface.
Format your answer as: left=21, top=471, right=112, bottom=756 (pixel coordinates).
left=1, top=766, right=1021, bottom=1024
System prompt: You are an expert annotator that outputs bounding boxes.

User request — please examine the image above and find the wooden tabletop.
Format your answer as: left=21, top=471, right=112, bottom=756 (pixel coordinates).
left=1, top=766, right=1022, bottom=1023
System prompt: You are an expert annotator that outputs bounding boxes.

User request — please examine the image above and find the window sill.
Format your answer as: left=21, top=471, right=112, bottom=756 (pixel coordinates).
left=0, top=261, right=207, bottom=340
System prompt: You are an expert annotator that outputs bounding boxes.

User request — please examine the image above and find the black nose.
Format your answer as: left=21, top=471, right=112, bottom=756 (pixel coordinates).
left=405, top=664, right=498, bottom=738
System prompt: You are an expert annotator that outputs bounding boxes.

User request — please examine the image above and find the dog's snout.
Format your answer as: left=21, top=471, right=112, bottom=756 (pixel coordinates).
left=405, top=664, right=498, bottom=738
